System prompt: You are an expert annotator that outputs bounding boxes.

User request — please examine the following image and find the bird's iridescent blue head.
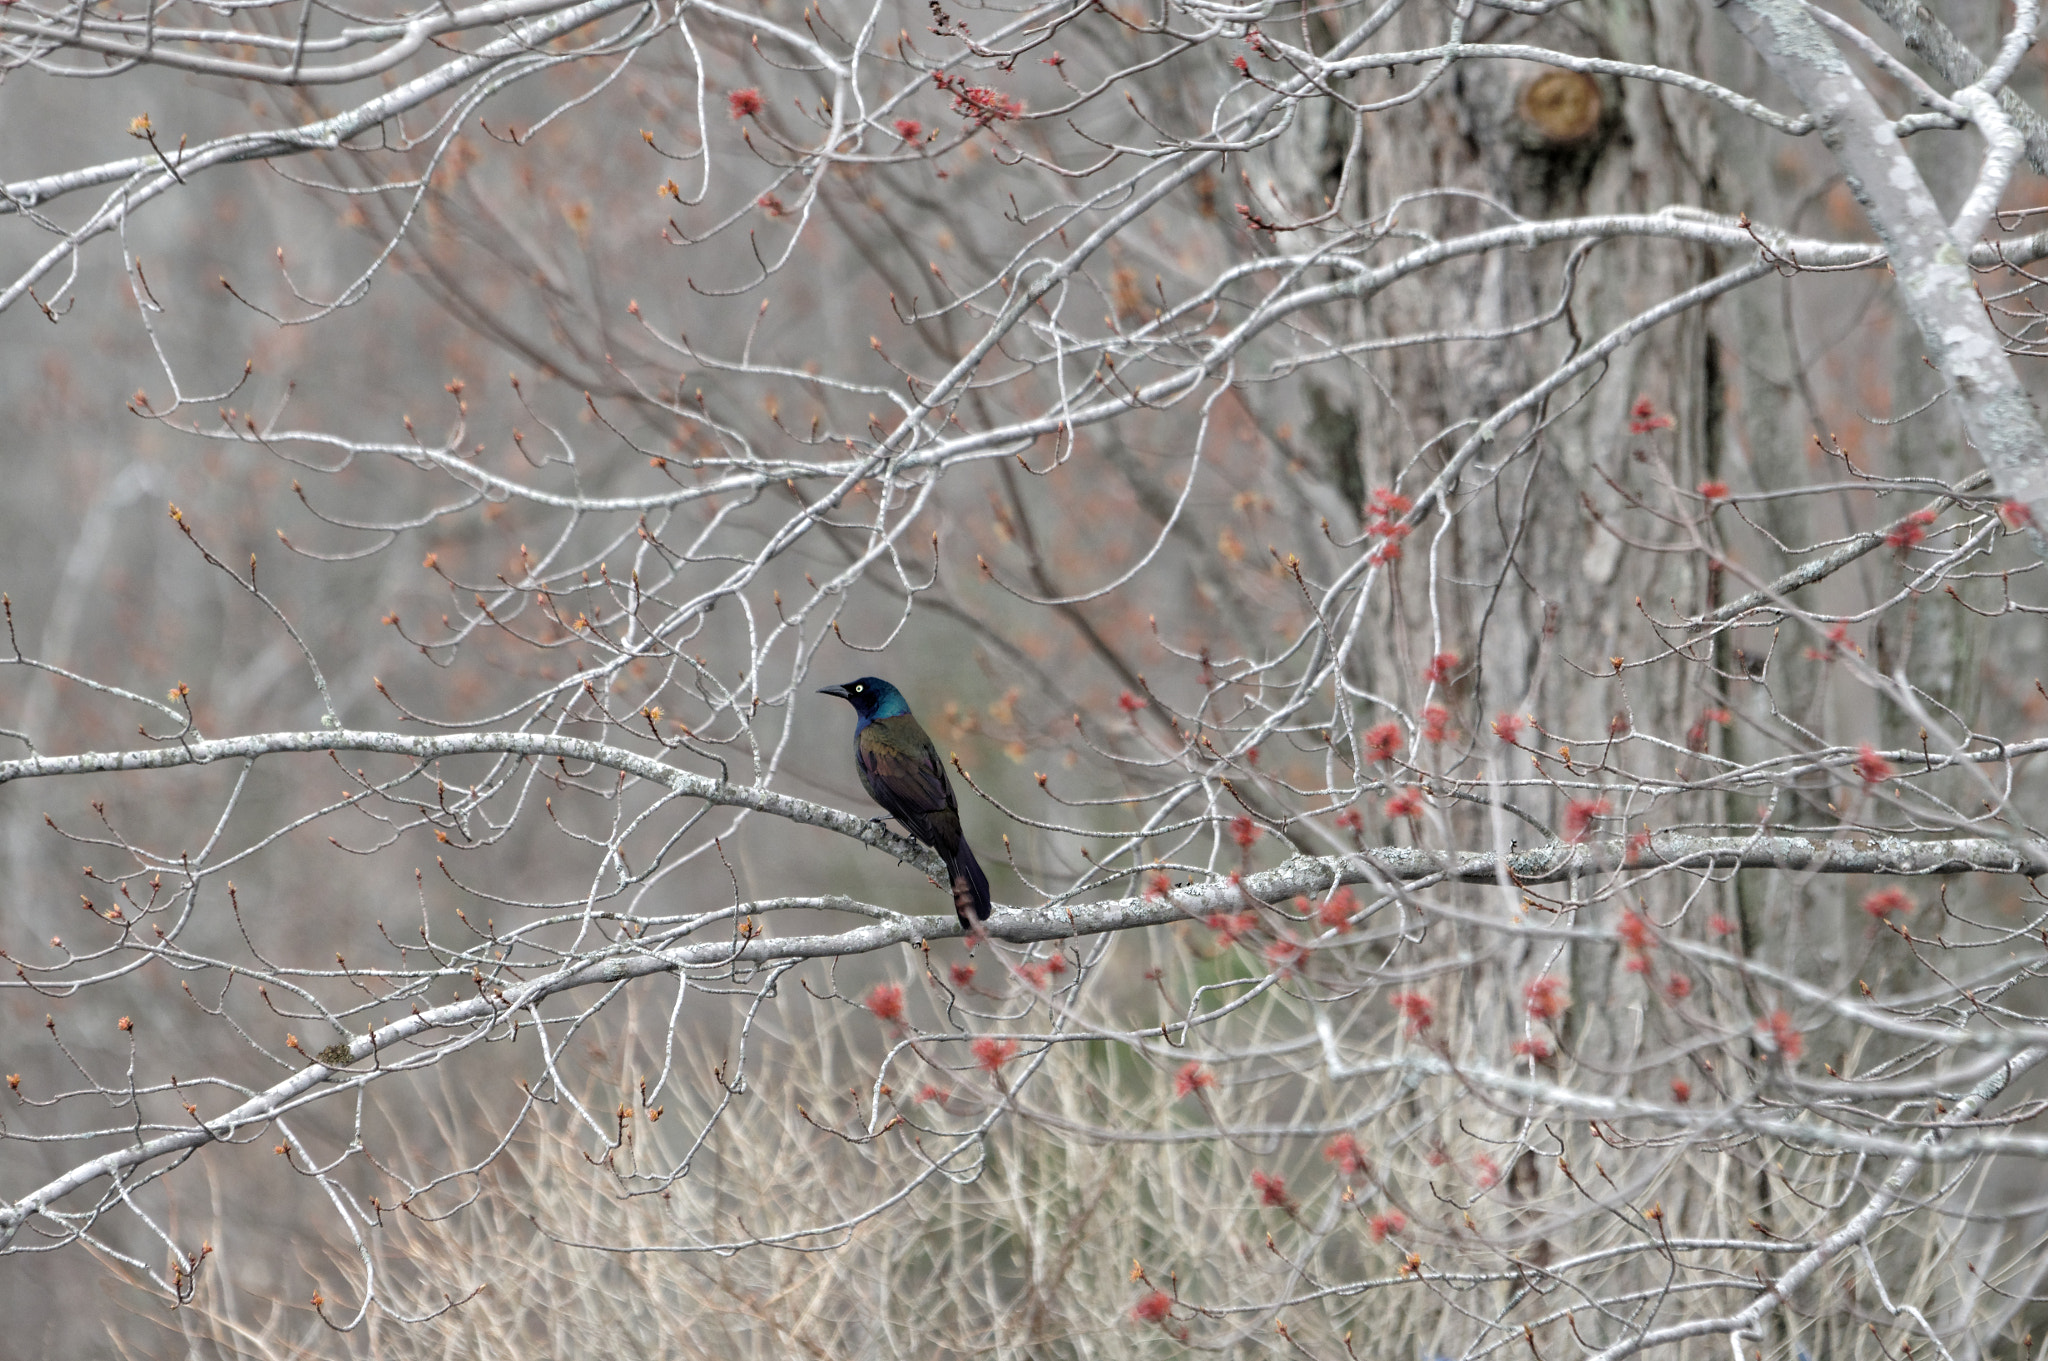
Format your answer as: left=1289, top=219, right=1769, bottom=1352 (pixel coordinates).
left=818, top=676, right=912, bottom=727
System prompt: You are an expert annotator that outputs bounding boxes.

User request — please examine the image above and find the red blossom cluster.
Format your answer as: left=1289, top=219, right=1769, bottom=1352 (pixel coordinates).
left=1132, top=1290, right=1174, bottom=1325
left=972, top=1036, right=1019, bottom=1073
left=1118, top=689, right=1145, bottom=712
left=1512, top=1036, right=1553, bottom=1062
left=1368, top=1208, right=1407, bottom=1241
left=1364, top=721, right=1403, bottom=764
left=1806, top=622, right=1858, bottom=662
left=1333, top=806, right=1364, bottom=834
left=728, top=88, right=763, bottom=118
left=1324, top=1132, right=1368, bottom=1176
left=1854, top=744, right=1895, bottom=785
left=1472, top=1154, right=1500, bottom=1189
left=893, top=118, right=922, bottom=140
left=1493, top=712, right=1525, bottom=745
left=1206, top=910, right=1258, bottom=946
left=1523, top=974, right=1569, bottom=1020
left=1562, top=797, right=1612, bottom=843
left=1019, top=955, right=1067, bottom=989
left=1670, top=1078, right=1692, bottom=1103
left=1142, top=870, right=1173, bottom=899
left=1684, top=707, right=1731, bottom=752
left=1885, top=507, right=1938, bottom=552
left=932, top=71, right=1023, bottom=123
left=1263, top=938, right=1307, bottom=974
left=1390, top=990, right=1434, bottom=1035
left=1665, top=973, right=1692, bottom=1000
left=949, top=962, right=976, bottom=988
left=1760, top=1009, right=1803, bottom=1061
left=1384, top=787, right=1426, bottom=820
left=1174, top=1062, right=1215, bottom=1098
left=1230, top=814, right=1259, bottom=849
left=865, top=983, right=905, bottom=1022
left=1251, top=1170, right=1292, bottom=1209
left=1862, top=887, right=1913, bottom=919
left=1629, top=396, right=1676, bottom=434
left=1422, top=704, right=1451, bottom=744
left=1299, top=886, right=1357, bottom=932
left=1708, top=913, right=1739, bottom=936
left=2001, top=499, right=2033, bottom=529
left=1698, top=479, right=1730, bottom=500
left=1364, top=487, right=1412, bottom=565
left=1618, top=910, right=1655, bottom=975
left=1423, top=651, right=1458, bottom=685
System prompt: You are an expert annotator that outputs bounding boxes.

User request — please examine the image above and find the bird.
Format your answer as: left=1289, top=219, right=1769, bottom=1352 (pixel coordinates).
left=818, top=676, right=994, bottom=933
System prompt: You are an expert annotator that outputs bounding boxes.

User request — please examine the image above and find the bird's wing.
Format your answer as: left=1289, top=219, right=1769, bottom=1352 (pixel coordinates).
left=857, top=715, right=959, bottom=848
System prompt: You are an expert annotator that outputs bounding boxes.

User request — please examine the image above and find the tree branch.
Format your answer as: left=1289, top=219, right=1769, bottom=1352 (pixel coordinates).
left=1721, top=0, right=2048, bottom=544
left=1858, top=0, right=2048, bottom=176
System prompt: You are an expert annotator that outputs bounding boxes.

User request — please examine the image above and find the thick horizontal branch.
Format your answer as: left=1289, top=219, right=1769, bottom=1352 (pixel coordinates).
left=5, top=731, right=2044, bottom=882
left=2, top=788, right=2041, bottom=1246
left=1304, top=832, right=2048, bottom=883
left=0, top=727, right=947, bottom=876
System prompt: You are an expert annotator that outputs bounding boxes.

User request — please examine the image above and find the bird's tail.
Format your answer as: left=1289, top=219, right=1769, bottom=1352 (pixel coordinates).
left=947, top=840, right=993, bottom=925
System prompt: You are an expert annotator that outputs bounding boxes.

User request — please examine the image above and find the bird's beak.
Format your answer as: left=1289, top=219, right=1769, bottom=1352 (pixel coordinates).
left=817, top=684, right=851, bottom=700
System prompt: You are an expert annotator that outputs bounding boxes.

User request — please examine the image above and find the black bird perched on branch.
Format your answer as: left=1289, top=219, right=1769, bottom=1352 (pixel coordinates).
left=819, top=676, right=993, bottom=932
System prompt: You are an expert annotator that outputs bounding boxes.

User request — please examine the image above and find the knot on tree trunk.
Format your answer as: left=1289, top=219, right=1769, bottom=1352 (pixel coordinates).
left=1516, top=70, right=1604, bottom=147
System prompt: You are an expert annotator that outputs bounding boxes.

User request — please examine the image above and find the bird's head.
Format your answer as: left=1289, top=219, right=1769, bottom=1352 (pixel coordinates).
left=817, top=676, right=912, bottom=723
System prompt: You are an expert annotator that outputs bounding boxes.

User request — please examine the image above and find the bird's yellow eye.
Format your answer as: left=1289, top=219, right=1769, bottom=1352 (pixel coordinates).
left=853, top=684, right=864, bottom=691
